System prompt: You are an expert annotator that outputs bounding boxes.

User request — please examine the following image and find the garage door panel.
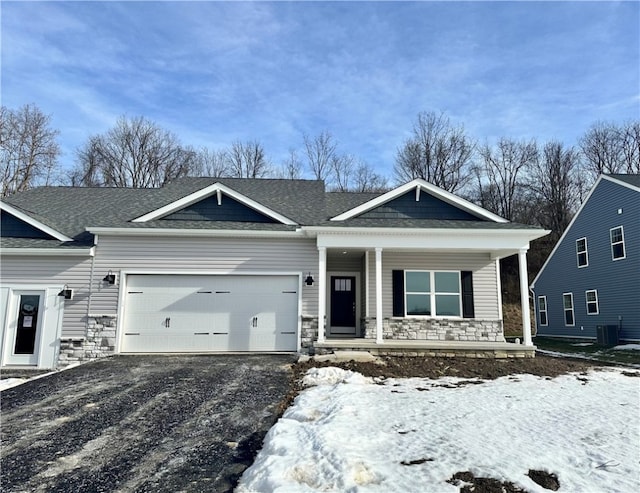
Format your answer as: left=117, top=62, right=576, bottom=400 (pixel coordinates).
left=121, top=275, right=298, bottom=353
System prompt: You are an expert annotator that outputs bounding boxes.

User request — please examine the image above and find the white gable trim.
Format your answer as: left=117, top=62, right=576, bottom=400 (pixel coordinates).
left=0, top=201, right=73, bottom=242
left=330, top=178, right=508, bottom=223
left=131, top=182, right=297, bottom=225
left=0, top=247, right=95, bottom=257
left=530, top=175, right=608, bottom=289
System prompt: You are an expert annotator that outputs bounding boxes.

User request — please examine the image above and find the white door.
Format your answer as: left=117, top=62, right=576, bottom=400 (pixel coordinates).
left=121, top=275, right=299, bottom=353
left=3, top=290, right=45, bottom=365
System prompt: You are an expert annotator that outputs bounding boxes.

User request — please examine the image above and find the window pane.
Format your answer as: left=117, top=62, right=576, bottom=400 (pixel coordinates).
left=540, top=312, right=548, bottom=325
left=576, top=238, right=586, bottom=252
left=434, top=272, right=459, bottom=293
left=587, top=302, right=598, bottom=314
left=406, top=294, right=430, bottom=315
left=578, top=252, right=587, bottom=266
left=563, top=294, right=573, bottom=309
left=435, top=294, right=460, bottom=316
left=611, top=228, right=622, bottom=243
left=565, top=311, right=574, bottom=325
left=613, top=243, right=625, bottom=259
left=586, top=291, right=596, bottom=302
left=406, top=272, right=430, bottom=292
left=538, top=297, right=546, bottom=310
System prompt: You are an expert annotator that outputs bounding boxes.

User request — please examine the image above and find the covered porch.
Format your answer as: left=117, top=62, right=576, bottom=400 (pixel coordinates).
left=305, top=227, right=541, bottom=358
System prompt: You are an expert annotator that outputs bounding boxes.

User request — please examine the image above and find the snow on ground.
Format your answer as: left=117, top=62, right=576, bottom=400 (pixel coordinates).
left=0, top=378, right=26, bottom=391
left=613, top=344, right=640, bottom=351
left=238, top=367, right=640, bottom=493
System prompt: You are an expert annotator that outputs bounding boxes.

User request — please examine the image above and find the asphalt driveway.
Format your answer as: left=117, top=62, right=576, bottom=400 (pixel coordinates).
left=1, top=354, right=296, bottom=493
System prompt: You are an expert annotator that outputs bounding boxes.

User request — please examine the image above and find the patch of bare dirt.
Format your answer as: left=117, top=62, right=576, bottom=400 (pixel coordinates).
left=447, top=471, right=527, bottom=493
left=527, top=469, right=560, bottom=490
left=294, top=354, right=601, bottom=381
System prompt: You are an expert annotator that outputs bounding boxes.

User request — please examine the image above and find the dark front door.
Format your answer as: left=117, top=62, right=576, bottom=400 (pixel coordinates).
left=330, top=276, right=356, bottom=331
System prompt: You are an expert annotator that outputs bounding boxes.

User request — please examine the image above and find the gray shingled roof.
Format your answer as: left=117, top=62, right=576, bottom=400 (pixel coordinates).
left=608, top=174, right=640, bottom=188
left=2, top=178, right=545, bottom=249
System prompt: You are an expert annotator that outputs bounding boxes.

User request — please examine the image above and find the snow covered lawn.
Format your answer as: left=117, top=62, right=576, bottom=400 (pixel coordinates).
left=237, top=367, right=640, bottom=492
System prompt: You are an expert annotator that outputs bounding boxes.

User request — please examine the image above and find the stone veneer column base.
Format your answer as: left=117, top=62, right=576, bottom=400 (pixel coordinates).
left=363, top=317, right=505, bottom=343
left=58, top=316, right=117, bottom=367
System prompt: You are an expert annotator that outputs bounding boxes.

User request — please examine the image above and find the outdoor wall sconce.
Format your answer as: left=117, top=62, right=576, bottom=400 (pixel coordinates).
left=305, top=273, right=315, bottom=286
left=58, top=285, right=73, bottom=300
left=103, top=270, right=116, bottom=284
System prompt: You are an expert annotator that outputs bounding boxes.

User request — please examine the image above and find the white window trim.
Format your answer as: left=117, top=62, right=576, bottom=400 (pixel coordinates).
left=610, top=226, right=626, bottom=261
left=405, top=270, right=462, bottom=318
left=563, top=292, right=575, bottom=327
left=576, top=237, right=588, bottom=268
left=538, top=295, right=548, bottom=326
left=585, top=289, right=599, bottom=315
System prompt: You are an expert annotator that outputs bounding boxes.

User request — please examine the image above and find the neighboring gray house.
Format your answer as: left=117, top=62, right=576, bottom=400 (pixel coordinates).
left=531, top=174, right=640, bottom=342
left=1, top=178, right=548, bottom=369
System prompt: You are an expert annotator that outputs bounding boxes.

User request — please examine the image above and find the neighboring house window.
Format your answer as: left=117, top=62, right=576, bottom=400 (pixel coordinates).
left=563, top=293, right=575, bottom=326
left=585, top=290, right=599, bottom=315
left=538, top=296, right=548, bottom=326
left=610, top=226, right=625, bottom=260
left=405, top=271, right=461, bottom=317
left=576, top=238, right=588, bottom=267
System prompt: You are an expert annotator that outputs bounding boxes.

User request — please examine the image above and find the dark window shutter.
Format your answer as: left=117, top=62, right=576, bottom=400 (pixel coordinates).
left=392, top=270, right=405, bottom=317
left=461, top=271, right=475, bottom=318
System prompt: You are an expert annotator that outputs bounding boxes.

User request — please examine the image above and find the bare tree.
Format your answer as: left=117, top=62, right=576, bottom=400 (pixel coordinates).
left=330, top=154, right=357, bottom=191
left=194, top=147, right=228, bottom=177
left=303, top=131, right=337, bottom=183
left=1, top=104, right=61, bottom=197
left=395, top=111, right=474, bottom=192
left=71, top=116, right=197, bottom=188
left=528, top=141, right=583, bottom=241
left=276, top=148, right=304, bottom=180
left=352, top=162, right=388, bottom=192
left=620, top=120, right=640, bottom=173
left=225, top=140, right=270, bottom=178
left=579, top=121, right=624, bottom=176
left=474, top=138, right=537, bottom=221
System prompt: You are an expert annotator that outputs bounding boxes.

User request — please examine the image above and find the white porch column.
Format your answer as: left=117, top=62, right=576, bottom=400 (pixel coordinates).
left=375, top=247, right=383, bottom=344
left=518, top=248, right=533, bottom=346
left=317, top=246, right=327, bottom=343
left=364, top=251, right=370, bottom=317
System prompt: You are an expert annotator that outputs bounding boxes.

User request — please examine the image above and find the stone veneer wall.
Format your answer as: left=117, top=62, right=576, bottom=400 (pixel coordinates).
left=363, top=317, right=505, bottom=342
left=300, top=316, right=319, bottom=354
left=58, top=316, right=117, bottom=366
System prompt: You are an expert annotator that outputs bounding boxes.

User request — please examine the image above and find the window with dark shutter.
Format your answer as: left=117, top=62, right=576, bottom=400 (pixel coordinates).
left=461, top=271, right=475, bottom=318
left=392, top=270, right=404, bottom=317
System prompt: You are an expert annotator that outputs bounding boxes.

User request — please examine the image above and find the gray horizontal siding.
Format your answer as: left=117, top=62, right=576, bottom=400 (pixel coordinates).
left=534, top=179, right=640, bottom=340
left=0, top=256, right=92, bottom=338
left=91, top=236, right=319, bottom=316
left=366, top=251, right=500, bottom=320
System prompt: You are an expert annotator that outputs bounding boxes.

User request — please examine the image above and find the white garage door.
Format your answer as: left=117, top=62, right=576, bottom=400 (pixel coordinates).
left=121, top=275, right=299, bottom=353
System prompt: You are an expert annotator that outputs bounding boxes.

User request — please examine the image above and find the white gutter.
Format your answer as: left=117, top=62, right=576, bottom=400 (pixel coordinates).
left=0, top=247, right=96, bottom=257
left=86, top=227, right=307, bottom=238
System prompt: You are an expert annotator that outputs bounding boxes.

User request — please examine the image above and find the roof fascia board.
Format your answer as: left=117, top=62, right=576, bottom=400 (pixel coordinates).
left=0, top=201, right=73, bottom=242
left=530, top=175, right=605, bottom=289
left=86, top=226, right=305, bottom=238
left=602, top=174, right=640, bottom=193
left=312, top=227, right=549, bottom=251
left=0, top=247, right=95, bottom=257
left=131, top=182, right=297, bottom=225
left=330, top=178, right=508, bottom=223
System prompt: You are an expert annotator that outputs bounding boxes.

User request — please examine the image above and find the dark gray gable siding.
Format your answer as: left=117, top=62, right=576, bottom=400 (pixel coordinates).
left=357, top=190, right=484, bottom=221
left=0, top=210, right=56, bottom=239
left=161, top=194, right=277, bottom=223
left=533, top=178, right=640, bottom=341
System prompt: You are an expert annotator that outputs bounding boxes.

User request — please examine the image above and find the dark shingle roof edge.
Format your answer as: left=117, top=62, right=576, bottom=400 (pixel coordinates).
left=607, top=174, right=640, bottom=188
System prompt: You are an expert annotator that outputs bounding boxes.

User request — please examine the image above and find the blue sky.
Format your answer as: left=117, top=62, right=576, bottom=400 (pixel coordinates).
left=2, top=0, right=639, bottom=178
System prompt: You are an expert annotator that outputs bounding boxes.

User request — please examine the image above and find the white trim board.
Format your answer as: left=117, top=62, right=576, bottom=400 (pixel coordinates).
left=0, top=202, right=73, bottom=242
left=130, top=182, right=297, bottom=225
left=330, top=178, right=508, bottom=223
left=0, top=247, right=95, bottom=257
